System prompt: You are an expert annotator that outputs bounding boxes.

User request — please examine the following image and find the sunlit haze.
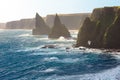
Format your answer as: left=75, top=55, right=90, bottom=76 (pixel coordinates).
left=0, top=0, right=119, bottom=22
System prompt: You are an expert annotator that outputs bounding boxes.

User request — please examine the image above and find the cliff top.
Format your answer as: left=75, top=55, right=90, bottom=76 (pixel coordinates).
left=94, top=6, right=120, bottom=10
left=46, top=13, right=91, bottom=17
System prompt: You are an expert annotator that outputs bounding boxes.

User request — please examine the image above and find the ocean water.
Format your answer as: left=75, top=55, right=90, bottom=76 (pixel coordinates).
left=0, top=30, right=120, bottom=80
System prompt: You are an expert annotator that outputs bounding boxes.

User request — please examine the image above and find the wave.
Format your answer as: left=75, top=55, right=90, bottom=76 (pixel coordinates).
left=0, top=29, right=6, bottom=32
left=40, top=68, right=57, bottom=73
left=43, top=65, right=120, bottom=80
left=2, top=30, right=120, bottom=80
left=43, top=57, right=59, bottom=62
left=16, top=46, right=41, bottom=52
left=18, top=33, right=32, bottom=37
left=60, top=58, right=80, bottom=63
left=43, top=57, right=80, bottom=63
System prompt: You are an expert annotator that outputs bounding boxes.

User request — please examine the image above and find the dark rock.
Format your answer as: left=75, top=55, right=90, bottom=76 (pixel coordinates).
left=76, top=17, right=96, bottom=47
left=79, top=47, right=86, bottom=50
left=105, top=14, right=120, bottom=49
left=41, top=44, right=57, bottom=49
left=48, top=14, right=71, bottom=39
left=32, top=13, right=50, bottom=35
left=76, top=6, right=120, bottom=49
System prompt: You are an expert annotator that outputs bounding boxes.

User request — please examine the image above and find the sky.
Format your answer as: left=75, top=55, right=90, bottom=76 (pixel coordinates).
left=0, top=0, right=119, bottom=22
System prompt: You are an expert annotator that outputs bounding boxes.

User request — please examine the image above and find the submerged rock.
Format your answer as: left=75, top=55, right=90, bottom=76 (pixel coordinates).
left=48, top=14, right=71, bottom=39
left=32, top=13, right=50, bottom=35
left=76, top=6, right=120, bottom=49
left=41, top=44, right=57, bottom=49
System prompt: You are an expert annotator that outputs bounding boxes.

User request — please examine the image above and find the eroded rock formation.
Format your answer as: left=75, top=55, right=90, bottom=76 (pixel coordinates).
left=76, top=6, right=120, bottom=49
left=32, top=13, right=50, bottom=35
left=48, top=14, right=71, bottom=39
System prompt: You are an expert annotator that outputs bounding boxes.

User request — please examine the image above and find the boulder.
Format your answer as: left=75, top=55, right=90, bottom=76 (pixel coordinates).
left=41, top=44, right=57, bottom=49
left=48, top=14, right=71, bottom=39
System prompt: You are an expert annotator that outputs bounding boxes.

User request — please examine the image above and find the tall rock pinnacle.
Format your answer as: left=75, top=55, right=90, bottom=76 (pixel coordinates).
left=32, top=13, right=50, bottom=35
left=48, top=14, right=71, bottom=39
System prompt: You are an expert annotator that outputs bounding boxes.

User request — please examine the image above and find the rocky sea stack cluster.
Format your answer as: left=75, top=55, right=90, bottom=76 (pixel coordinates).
left=48, top=14, right=71, bottom=39
left=32, top=13, right=71, bottom=39
left=32, top=13, right=50, bottom=35
left=76, top=6, right=120, bottom=49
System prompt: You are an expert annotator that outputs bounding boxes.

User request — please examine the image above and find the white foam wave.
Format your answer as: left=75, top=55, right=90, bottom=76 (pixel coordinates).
left=18, top=33, right=32, bottom=37
left=43, top=57, right=80, bottom=63
left=44, top=65, right=120, bottom=80
left=69, top=30, right=78, bottom=34
left=40, top=68, right=57, bottom=73
left=71, top=47, right=104, bottom=54
left=46, top=37, right=75, bottom=43
left=0, top=29, right=6, bottom=32
left=57, top=37, right=75, bottom=42
left=35, top=37, right=49, bottom=41
left=31, top=51, right=59, bottom=55
left=61, top=58, right=79, bottom=63
left=16, top=46, right=41, bottom=52
left=43, top=57, right=59, bottom=62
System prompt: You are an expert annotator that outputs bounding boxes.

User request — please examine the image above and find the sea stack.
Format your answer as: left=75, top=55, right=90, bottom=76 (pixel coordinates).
left=48, top=14, right=71, bottom=39
left=32, top=13, right=50, bottom=35
left=76, top=6, right=120, bottom=49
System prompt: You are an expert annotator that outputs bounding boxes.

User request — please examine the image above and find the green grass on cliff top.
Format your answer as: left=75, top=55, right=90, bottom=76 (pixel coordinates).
left=94, top=6, right=120, bottom=9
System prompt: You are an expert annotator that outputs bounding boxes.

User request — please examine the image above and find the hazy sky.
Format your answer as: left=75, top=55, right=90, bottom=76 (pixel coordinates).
left=0, top=0, right=119, bottom=22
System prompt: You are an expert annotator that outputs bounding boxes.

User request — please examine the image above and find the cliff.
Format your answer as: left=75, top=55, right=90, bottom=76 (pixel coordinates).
left=6, top=18, right=35, bottom=29
left=46, top=13, right=90, bottom=30
left=0, top=23, right=6, bottom=29
left=76, top=6, right=120, bottom=49
left=48, top=14, right=71, bottom=39
left=4, top=13, right=90, bottom=30
left=32, top=13, right=50, bottom=35
left=104, top=11, right=120, bottom=49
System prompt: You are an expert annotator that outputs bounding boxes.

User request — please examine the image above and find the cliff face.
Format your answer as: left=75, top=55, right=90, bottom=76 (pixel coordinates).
left=46, top=13, right=90, bottom=30
left=4, top=13, right=90, bottom=30
left=76, top=17, right=96, bottom=47
left=32, top=13, right=50, bottom=35
left=0, top=23, right=6, bottom=29
left=76, top=7, right=120, bottom=49
left=6, top=19, right=35, bottom=29
left=48, top=14, right=71, bottom=39
left=105, top=12, right=120, bottom=49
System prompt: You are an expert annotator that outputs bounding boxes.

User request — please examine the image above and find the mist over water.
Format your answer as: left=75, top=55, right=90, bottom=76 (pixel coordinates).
left=0, top=30, right=120, bottom=80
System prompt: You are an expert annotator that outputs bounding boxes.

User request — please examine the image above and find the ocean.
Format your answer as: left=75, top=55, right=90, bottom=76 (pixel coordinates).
left=0, top=30, right=120, bottom=80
